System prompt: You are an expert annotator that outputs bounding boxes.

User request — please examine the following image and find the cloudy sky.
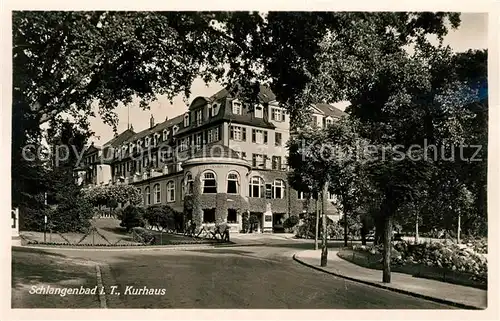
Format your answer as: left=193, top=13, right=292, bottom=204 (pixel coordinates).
left=88, top=12, right=488, bottom=145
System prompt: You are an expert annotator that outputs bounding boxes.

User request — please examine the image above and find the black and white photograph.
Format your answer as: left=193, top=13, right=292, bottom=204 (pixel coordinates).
left=4, top=3, right=497, bottom=318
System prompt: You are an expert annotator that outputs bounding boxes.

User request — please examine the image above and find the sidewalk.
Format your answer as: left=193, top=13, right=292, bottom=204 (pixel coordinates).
left=294, top=249, right=487, bottom=309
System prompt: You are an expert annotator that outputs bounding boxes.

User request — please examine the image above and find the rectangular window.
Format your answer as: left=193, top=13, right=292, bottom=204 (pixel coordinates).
left=206, top=128, right=219, bottom=143
left=255, top=105, right=263, bottom=118
left=252, top=129, right=266, bottom=144
left=227, top=209, right=238, bottom=223
left=252, top=154, right=265, bottom=168
left=167, top=182, right=175, bottom=202
left=230, top=125, right=246, bottom=141
left=213, top=127, right=219, bottom=142
left=297, top=191, right=305, bottom=200
left=203, top=209, right=216, bottom=223
left=275, top=132, right=282, bottom=146
left=265, top=184, right=273, bottom=199
left=195, top=133, right=202, bottom=149
left=272, top=156, right=282, bottom=170
left=196, top=109, right=203, bottom=126
left=184, top=114, right=190, bottom=127
left=232, top=101, right=242, bottom=115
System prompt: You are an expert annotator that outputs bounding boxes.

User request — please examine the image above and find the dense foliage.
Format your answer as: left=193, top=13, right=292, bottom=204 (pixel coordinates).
left=84, top=184, right=142, bottom=207
left=120, top=205, right=146, bottom=231
left=143, top=204, right=183, bottom=232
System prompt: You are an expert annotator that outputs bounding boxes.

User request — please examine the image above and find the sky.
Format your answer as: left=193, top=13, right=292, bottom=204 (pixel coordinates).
left=88, top=12, right=488, bottom=146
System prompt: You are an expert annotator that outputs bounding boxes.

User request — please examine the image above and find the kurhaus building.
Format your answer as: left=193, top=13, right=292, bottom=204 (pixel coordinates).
left=76, top=86, right=345, bottom=233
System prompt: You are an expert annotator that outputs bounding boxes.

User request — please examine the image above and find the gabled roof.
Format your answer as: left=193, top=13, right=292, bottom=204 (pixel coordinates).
left=103, top=128, right=136, bottom=147
left=128, top=114, right=184, bottom=142
left=83, top=143, right=100, bottom=155
left=313, top=103, right=346, bottom=118
left=210, top=84, right=276, bottom=104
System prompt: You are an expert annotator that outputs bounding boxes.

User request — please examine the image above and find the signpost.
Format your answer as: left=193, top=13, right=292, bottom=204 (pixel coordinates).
left=44, top=215, right=47, bottom=243
left=12, top=208, right=21, bottom=246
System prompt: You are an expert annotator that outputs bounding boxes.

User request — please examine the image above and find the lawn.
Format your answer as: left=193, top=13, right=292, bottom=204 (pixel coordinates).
left=11, top=247, right=101, bottom=308
left=21, top=218, right=227, bottom=247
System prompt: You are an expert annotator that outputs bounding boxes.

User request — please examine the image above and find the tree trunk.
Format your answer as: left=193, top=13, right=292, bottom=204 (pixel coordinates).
left=361, top=222, right=367, bottom=245
left=415, top=213, right=419, bottom=243
left=320, top=184, right=328, bottom=267
left=457, top=212, right=461, bottom=244
left=315, top=197, right=319, bottom=250
left=382, top=215, right=392, bottom=283
left=343, top=211, right=348, bottom=247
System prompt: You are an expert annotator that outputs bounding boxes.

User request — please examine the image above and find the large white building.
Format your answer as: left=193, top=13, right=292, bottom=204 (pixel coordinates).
left=76, top=86, right=345, bottom=232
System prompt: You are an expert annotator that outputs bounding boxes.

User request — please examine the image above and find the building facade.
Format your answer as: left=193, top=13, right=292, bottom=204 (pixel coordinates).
left=77, top=87, right=345, bottom=232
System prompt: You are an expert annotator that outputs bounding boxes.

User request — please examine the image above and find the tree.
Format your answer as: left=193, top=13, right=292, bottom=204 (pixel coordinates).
left=120, top=205, right=145, bottom=232
left=84, top=184, right=142, bottom=208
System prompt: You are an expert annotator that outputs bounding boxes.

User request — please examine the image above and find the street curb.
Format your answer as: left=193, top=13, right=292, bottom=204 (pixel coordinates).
left=292, top=253, right=483, bottom=310
left=12, top=242, right=265, bottom=252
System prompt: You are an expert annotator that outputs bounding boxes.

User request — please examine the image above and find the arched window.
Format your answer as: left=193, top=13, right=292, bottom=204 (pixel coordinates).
left=227, top=172, right=240, bottom=194
left=273, top=179, right=285, bottom=199
left=145, top=186, right=151, bottom=205
left=185, top=172, right=194, bottom=195
left=153, top=184, right=161, bottom=204
left=167, top=181, right=175, bottom=202
left=202, top=171, right=217, bottom=194
left=249, top=176, right=264, bottom=198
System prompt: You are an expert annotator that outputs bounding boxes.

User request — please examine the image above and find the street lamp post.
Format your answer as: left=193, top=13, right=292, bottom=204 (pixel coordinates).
left=315, top=195, right=319, bottom=250
left=44, top=192, right=47, bottom=243
left=320, top=182, right=328, bottom=267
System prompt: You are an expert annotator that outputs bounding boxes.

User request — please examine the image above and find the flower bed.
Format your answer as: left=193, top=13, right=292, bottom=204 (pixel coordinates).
left=342, top=240, right=487, bottom=289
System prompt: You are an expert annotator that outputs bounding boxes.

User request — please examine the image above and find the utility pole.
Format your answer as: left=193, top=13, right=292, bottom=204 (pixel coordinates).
left=320, top=182, right=328, bottom=267
left=314, top=194, right=319, bottom=250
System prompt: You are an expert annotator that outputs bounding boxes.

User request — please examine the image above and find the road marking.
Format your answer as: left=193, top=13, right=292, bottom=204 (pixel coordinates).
left=95, top=264, right=107, bottom=308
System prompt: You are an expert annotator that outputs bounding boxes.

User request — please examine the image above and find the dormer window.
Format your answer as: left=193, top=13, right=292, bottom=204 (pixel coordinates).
left=232, top=100, right=242, bottom=115
left=137, top=139, right=143, bottom=149
left=211, top=103, right=220, bottom=117
left=184, top=113, right=190, bottom=127
left=173, top=125, right=179, bottom=135
left=129, top=143, right=134, bottom=154
left=162, top=129, right=169, bottom=141
left=326, top=117, right=333, bottom=126
left=255, top=105, right=263, bottom=118
left=145, top=136, right=150, bottom=148
left=195, top=109, right=203, bottom=126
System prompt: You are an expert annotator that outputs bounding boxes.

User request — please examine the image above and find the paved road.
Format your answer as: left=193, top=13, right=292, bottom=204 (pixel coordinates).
left=43, top=238, right=453, bottom=309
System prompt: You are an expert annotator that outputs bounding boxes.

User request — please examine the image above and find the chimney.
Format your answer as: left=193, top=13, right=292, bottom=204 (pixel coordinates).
left=165, top=115, right=169, bottom=121
left=150, top=114, right=155, bottom=128
left=130, top=124, right=134, bottom=131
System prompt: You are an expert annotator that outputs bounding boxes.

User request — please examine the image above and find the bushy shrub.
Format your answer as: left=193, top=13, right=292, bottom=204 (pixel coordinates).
left=328, top=222, right=344, bottom=239
left=131, top=227, right=154, bottom=244
left=144, top=205, right=180, bottom=231
left=355, top=240, right=489, bottom=280
left=241, top=212, right=249, bottom=233
left=249, top=214, right=260, bottom=232
left=120, top=205, right=145, bottom=232
left=283, top=215, right=300, bottom=230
